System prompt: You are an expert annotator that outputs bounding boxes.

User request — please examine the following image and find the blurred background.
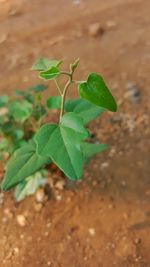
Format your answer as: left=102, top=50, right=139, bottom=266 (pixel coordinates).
left=0, top=1, right=150, bottom=267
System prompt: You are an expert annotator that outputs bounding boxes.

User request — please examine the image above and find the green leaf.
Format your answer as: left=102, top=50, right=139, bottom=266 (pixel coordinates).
left=1, top=140, right=51, bottom=191
left=39, top=67, right=60, bottom=80
left=9, top=100, right=33, bottom=122
left=14, top=171, right=47, bottom=202
left=35, top=113, right=89, bottom=180
left=28, top=84, right=48, bottom=93
left=79, top=73, right=117, bottom=112
left=0, top=95, right=9, bottom=107
left=32, top=57, right=62, bottom=71
left=81, top=142, right=107, bottom=163
left=15, top=90, right=34, bottom=104
left=46, top=96, right=61, bottom=109
left=65, top=98, right=104, bottom=124
left=70, top=58, right=80, bottom=72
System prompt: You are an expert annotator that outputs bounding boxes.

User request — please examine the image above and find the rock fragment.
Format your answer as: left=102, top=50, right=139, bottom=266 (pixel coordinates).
left=88, top=23, right=104, bottom=37
left=16, top=214, right=26, bottom=227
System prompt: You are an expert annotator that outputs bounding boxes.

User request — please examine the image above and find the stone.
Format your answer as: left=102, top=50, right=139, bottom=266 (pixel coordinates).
left=88, top=228, right=96, bottom=236
left=101, top=162, right=109, bottom=169
left=88, top=23, right=104, bottom=37
left=55, top=180, right=65, bottom=191
left=16, top=214, right=26, bottom=227
left=126, top=82, right=141, bottom=103
left=35, top=188, right=45, bottom=203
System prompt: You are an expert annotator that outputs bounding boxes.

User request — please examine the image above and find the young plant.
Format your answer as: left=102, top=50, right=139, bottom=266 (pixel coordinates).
left=0, top=84, right=48, bottom=160
left=1, top=57, right=117, bottom=195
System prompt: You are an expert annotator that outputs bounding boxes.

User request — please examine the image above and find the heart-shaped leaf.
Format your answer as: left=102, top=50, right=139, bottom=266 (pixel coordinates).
left=39, top=67, right=60, bottom=80
left=79, top=73, right=117, bottom=112
left=1, top=140, right=50, bottom=191
left=46, top=97, right=104, bottom=124
left=65, top=98, right=104, bottom=124
left=46, top=96, right=61, bottom=109
left=32, top=57, right=62, bottom=71
left=35, top=113, right=89, bottom=180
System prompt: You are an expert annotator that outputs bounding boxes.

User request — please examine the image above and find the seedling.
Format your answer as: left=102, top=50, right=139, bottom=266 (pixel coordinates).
left=1, top=57, right=117, bottom=198
left=0, top=84, right=48, bottom=159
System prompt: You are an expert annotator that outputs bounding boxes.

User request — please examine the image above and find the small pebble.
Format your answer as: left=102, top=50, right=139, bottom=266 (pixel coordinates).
left=88, top=228, right=96, bottom=236
left=44, top=231, right=49, bottom=237
left=126, top=82, right=141, bottom=103
left=16, top=214, right=26, bottom=227
left=101, top=162, right=109, bottom=169
left=46, top=222, right=52, bottom=228
left=35, top=188, right=45, bottom=203
left=88, top=23, right=104, bottom=37
left=55, top=194, right=62, bottom=201
left=109, top=147, right=116, bottom=157
left=14, top=247, right=19, bottom=254
left=20, top=234, right=24, bottom=239
left=55, top=180, right=65, bottom=191
left=4, top=208, right=13, bottom=219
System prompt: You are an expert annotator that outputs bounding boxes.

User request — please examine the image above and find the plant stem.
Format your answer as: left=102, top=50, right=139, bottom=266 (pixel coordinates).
left=59, top=73, right=73, bottom=122
left=54, top=79, right=62, bottom=95
left=60, top=71, right=71, bottom=77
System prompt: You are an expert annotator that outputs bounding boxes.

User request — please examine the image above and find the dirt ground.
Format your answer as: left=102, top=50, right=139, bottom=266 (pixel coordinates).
left=0, top=0, right=150, bottom=266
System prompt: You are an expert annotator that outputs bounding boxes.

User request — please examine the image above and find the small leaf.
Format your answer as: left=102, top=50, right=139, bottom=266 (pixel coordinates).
left=15, top=90, right=34, bottom=104
left=35, top=113, right=89, bottom=180
left=32, top=57, right=62, bottom=71
left=28, top=84, right=48, bottom=93
left=70, top=58, right=80, bottom=72
left=14, top=171, right=47, bottom=202
left=8, top=100, right=33, bottom=122
left=81, top=142, right=107, bottom=162
left=46, top=96, right=61, bottom=109
left=1, top=140, right=51, bottom=191
left=39, top=67, right=60, bottom=80
left=79, top=73, right=117, bottom=112
left=65, top=98, right=104, bottom=124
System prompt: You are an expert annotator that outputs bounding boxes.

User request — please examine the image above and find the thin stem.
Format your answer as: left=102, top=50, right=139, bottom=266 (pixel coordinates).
left=54, top=79, right=62, bottom=95
left=59, top=73, right=73, bottom=122
left=72, top=80, right=85, bottom=84
left=60, top=71, right=71, bottom=77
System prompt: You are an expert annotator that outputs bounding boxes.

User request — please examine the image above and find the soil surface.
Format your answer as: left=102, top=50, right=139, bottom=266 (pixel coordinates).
left=0, top=0, right=150, bottom=266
